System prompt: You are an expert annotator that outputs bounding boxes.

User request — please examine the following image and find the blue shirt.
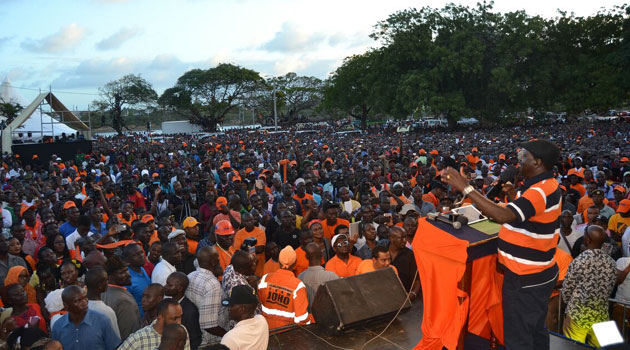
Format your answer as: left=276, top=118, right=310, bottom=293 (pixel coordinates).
left=59, top=221, right=77, bottom=238
left=126, top=266, right=151, bottom=318
left=52, top=309, right=120, bottom=350
left=90, top=222, right=108, bottom=236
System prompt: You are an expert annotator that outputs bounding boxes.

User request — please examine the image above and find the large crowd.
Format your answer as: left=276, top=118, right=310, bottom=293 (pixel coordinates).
left=0, top=120, right=629, bottom=349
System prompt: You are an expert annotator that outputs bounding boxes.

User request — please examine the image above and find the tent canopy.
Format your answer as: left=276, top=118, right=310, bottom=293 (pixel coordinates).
left=0, top=86, right=90, bottom=153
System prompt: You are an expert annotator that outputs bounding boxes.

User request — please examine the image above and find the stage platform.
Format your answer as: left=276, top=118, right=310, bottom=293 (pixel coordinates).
left=268, top=300, right=598, bottom=350
left=268, top=300, right=424, bottom=350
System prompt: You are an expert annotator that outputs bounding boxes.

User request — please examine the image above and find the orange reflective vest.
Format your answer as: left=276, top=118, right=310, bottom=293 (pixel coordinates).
left=258, top=269, right=312, bottom=330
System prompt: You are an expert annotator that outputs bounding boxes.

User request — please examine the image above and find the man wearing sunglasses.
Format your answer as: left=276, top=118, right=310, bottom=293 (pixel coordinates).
left=324, top=234, right=361, bottom=278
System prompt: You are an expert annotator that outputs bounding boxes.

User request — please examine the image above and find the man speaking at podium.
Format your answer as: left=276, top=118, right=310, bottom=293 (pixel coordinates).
left=442, top=139, right=561, bottom=350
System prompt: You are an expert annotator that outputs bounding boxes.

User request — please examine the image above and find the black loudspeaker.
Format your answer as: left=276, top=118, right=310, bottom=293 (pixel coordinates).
left=311, top=267, right=412, bottom=334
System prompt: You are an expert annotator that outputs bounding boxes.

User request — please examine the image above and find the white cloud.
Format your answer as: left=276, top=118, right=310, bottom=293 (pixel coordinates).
left=261, top=22, right=327, bottom=53
left=21, top=24, right=87, bottom=54
left=96, top=27, right=142, bottom=50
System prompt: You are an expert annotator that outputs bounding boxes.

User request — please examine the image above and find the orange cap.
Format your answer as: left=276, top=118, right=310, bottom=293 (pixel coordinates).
left=152, top=173, right=160, bottom=178
left=220, top=161, right=231, bottom=169
left=19, top=203, right=35, bottom=217
left=419, top=149, right=426, bottom=155
left=430, top=150, right=438, bottom=155
left=182, top=217, right=200, bottom=229
left=216, top=196, right=228, bottom=209
left=498, top=154, right=506, bottom=160
left=622, top=157, right=630, bottom=162
left=614, top=185, right=626, bottom=194
left=63, top=201, right=77, bottom=210
left=245, top=168, right=253, bottom=174
left=215, top=220, right=234, bottom=235
left=618, top=199, right=630, bottom=213
left=567, top=168, right=584, bottom=178
left=82, top=197, right=93, bottom=206
left=324, top=158, right=333, bottom=164
left=141, top=214, right=155, bottom=223
left=471, top=147, right=478, bottom=152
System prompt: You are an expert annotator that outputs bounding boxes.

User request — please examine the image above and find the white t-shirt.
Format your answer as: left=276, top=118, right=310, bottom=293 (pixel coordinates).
left=65, top=230, right=95, bottom=251
left=616, top=258, right=630, bottom=303
left=622, top=226, right=630, bottom=257
left=220, top=314, right=269, bottom=350
left=558, top=228, right=583, bottom=254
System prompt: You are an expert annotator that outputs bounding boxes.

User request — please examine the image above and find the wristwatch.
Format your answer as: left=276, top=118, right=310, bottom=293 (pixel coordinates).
left=462, top=185, right=475, bottom=197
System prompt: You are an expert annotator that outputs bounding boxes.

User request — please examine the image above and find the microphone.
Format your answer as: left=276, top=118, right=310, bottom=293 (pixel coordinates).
left=485, top=165, right=517, bottom=200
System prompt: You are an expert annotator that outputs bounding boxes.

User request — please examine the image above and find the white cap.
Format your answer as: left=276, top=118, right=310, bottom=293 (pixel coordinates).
left=167, top=229, right=186, bottom=240
left=295, top=178, right=305, bottom=186
left=331, top=234, right=348, bottom=248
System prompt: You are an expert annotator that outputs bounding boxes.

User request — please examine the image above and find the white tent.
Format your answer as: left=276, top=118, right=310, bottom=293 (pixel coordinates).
left=0, top=78, right=90, bottom=153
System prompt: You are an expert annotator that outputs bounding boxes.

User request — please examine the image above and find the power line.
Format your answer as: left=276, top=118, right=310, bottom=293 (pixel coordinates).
left=0, top=83, right=100, bottom=96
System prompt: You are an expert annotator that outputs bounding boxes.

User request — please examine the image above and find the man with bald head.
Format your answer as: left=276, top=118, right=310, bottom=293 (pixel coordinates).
left=158, top=324, right=188, bottom=350
left=562, top=225, right=617, bottom=346
left=186, top=246, right=227, bottom=347
left=52, top=285, right=120, bottom=350
left=298, top=242, right=339, bottom=308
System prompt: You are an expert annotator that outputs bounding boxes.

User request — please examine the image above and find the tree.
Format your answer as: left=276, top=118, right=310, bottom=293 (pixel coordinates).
left=159, top=64, right=265, bottom=131
left=269, top=73, right=324, bottom=123
left=93, top=74, right=157, bottom=135
left=0, top=98, right=23, bottom=124
left=323, top=51, right=381, bottom=129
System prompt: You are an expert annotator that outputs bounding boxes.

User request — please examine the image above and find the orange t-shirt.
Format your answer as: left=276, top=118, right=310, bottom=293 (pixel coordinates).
left=216, top=245, right=235, bottom=271
left=356, top=259, right=398, bottom=275
left=116, top=212, right=138, bottom=227
left=263, top=259, right=280, bottom=275
left=187, top=238, right=198, bottom=255
left=293, top=193, right=314, bottom=214
left=571, top=183, right=586, bottom=197
left=422, top=192, right=439, bottom=209
left=325, top=255, right=362, bottom=278
left=551, top=248, right=573, bottom=298
left=321, top=219, right=351, bottom=240
left=233, top=226, right=267, bottom=277
left=148, top=230, right=159, bottom=246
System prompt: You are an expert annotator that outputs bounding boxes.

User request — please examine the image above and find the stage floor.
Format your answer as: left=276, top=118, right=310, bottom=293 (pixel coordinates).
left=268, top=299, right=424, bottom=350
left=267, top=300, right=596, bottom=350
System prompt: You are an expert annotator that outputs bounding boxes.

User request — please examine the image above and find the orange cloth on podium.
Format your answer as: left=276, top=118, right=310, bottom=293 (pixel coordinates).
left=412, top=217, right=503, bottom=350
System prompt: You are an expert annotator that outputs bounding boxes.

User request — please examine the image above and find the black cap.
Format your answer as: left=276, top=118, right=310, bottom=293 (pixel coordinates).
left=322, top=201, right=340, bottom=211
left=593, top=215, right=608, bottom=225
left=520, top=139, right=560, bottom=170
left=222, top=285, right=258, bottom=307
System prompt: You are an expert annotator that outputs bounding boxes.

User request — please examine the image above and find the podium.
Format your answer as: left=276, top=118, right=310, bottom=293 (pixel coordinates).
left=411, top=217, right=504, bottom=350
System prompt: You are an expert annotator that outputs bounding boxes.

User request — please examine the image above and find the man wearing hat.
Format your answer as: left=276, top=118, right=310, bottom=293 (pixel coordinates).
left=608, top=199, right=630, bottom=242
left=325, top=233, right=362, bottom=278
left=182, top=217, right=200, bottom=254
left=258, top=246, right=311, bottom=330
left=442, top=139, right=562, bottom=350
left=215, top=220, right=236, bottom=271
left=220, top=285, right=268, bottom=350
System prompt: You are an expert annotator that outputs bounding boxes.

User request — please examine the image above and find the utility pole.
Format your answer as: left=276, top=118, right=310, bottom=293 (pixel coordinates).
left=273, top=87, right=278, bottom=131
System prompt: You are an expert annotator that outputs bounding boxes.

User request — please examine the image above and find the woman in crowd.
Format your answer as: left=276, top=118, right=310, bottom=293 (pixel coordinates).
left=4, top=266, right=36, bottom=304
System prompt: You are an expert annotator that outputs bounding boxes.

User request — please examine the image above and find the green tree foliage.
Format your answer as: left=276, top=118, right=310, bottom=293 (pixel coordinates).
left=0, top=99, right=23, bottom=124
left=93, top=74, right=157, bottom=135
left=159, top=64, right=264, bottom=131
left=326, top=2, right=629, bottom=125
left=323, top=51, right=381, bottom=129
left=269, top=73, right=324, bottom=123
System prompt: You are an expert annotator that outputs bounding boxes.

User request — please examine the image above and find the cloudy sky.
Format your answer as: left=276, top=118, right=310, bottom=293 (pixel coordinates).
left=0, top=0, right=621, bottom=109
